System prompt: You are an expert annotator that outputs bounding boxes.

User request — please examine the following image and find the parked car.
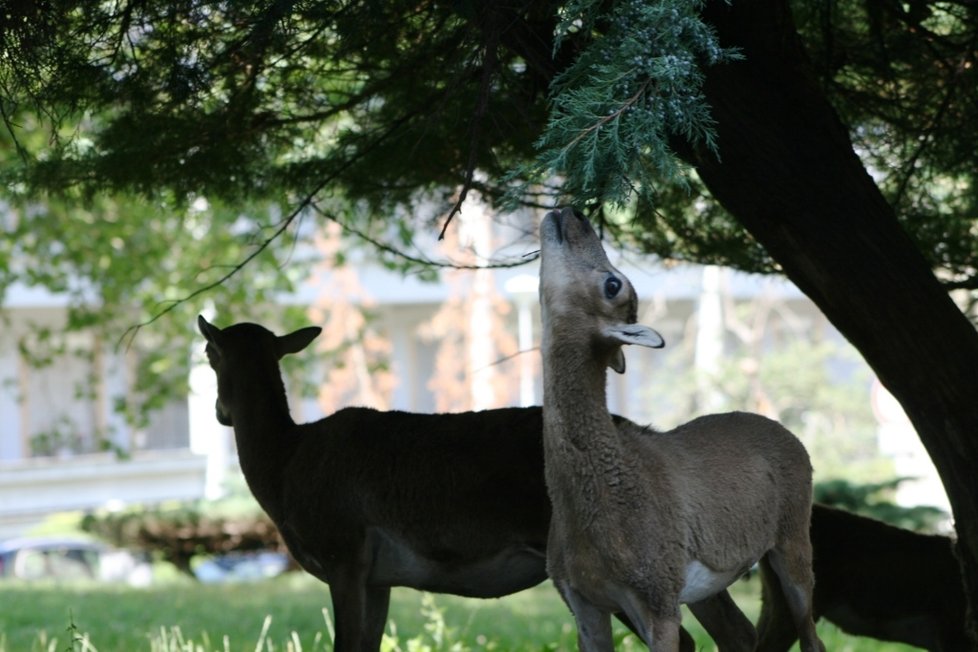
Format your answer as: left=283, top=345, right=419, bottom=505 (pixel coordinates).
left=193, top=550, right=290, bottom=583
left=0, top=536, right=152, bottom=585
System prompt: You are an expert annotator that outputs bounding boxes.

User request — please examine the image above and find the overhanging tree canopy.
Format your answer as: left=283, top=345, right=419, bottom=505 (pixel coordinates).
left=2, top=1, right=975, bottom=285
left=3, top=0, right=978, bottom=640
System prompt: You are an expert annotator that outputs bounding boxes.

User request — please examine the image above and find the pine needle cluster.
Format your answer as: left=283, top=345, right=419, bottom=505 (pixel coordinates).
left=520, top=0, right=739, bottom=208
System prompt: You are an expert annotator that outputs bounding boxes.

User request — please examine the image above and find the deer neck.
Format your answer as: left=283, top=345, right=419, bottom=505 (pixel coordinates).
left=541, top=331, right=644, bottom=539
left=541, top=331, right=622, bottom=459
left=227, top=358, right=300, bottom=513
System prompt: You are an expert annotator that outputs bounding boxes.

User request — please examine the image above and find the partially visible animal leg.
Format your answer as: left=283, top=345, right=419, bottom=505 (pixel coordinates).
left=613, top=589, right=684, bottom=652
left=688, top=589, right=757, bottom=652
left=765, top=544, right=825, bottom=652
left=363, top=585, right=391, bottom=651
left=558, top=583, right=615, bottom=652
left=678, top=625, right=696, bottom=652
left=326, top=564, right=369, bottom=652
left=644, top=615, right=684, bottom=652
left=755, top=557, right=804, bottom=652
left=614, top=611, right=696, bottom=652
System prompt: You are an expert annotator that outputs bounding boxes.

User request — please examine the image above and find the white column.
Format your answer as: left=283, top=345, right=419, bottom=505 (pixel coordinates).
left=188, top=310, right=230, bottom=500
left=505, top=274, right=539, bottom=407
left=461, top=205, right=496, bottom=411
left=694, top=265, right=725, bottom=413
left=0, top=347, right=23, bottom=461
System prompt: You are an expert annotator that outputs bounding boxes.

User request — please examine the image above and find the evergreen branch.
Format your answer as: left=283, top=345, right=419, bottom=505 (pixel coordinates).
left=560, top=78, right=653, bottom=160
left=0, top=92, right=30, bottom=163
left=892, top=63, right=962, bottom=209
left=439, top=11, right=500, bottom=241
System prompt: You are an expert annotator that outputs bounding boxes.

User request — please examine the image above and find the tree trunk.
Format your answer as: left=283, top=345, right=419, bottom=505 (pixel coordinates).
left=682, top=1, right=978, bottom=643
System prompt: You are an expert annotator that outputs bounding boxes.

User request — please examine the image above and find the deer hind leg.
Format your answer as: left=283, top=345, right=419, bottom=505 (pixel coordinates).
left=764, top=543, right=825, bottom=652
left=688, top=589, right=757, bottom=652
left=755, top=556, right=804, bottom=652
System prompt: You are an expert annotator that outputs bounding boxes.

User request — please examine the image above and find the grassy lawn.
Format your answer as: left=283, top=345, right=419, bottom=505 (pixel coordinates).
left=0, top=573, right=919, bottom=651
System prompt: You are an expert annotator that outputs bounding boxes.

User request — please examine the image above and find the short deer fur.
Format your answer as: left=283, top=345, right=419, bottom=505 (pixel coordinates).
left=537, top=207, right=825, bottom=652
left=758, top=503, right=969, bottom=652
left=197, top=316, right=698, bottom=652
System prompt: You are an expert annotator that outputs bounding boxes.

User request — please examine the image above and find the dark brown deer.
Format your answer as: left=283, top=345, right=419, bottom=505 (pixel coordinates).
left=758, top=503, right=969, bottom=652
left=196, top=316, right=697, bottom=652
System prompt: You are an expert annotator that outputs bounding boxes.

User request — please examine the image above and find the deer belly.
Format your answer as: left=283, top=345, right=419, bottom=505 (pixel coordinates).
left=367, top=528, right=547, bottom=598
left=679, top=560, right=743, bottom=604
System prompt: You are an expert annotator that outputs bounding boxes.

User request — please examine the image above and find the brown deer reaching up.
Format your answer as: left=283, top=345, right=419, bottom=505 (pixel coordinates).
left=537, top=207, right=824, bottom=652
left=197, top=316, right=698, bottom=652
left=758, top=503, right=969, bottom=652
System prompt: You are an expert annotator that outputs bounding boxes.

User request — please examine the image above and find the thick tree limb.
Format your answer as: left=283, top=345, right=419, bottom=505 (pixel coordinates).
left=679, top=1, right=978, bottom=644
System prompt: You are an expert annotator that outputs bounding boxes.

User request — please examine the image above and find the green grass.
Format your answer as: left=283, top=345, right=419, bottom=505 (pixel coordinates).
left=0, top=573, right=920, bottom=651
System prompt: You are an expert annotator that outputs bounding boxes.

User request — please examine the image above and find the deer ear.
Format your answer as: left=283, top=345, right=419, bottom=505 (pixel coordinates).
left=604, top=324, right=663, bottom=374
left=276, top=326, right=322, bottom=357
left=602, top=324, right=665, bottom=350
left=609, top=348, right=627, bottom=374
left=198, top=315, right=222, bottom=349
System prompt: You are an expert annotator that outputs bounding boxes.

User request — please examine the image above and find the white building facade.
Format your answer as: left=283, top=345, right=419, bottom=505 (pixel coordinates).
left=0, top=209, right=950, bottom=537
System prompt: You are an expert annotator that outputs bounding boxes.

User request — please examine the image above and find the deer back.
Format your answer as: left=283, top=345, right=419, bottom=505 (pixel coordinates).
left=600, top=412, right=814, bottom=573
left=278, top=406, right=551, bottom=561
left=808, top=504, right=967, bottom=649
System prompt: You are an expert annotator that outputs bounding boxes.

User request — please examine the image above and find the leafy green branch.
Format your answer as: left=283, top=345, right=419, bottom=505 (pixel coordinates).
left=511, top=0, right=740, bottom=208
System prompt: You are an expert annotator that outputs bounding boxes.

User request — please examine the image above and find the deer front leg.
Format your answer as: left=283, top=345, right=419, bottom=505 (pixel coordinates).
left=327, top=562, right=372, bottom=652
left=613, top=586, right=684, bottom=652
left=688, top=589, right=757, bottom=652
left=363, top=585, right=391, bottom=651
left=558, top=582, right=615, bottom=652
left=614, top=612, right=697, bottom=652
left=632, top=613, right=684, bottom=652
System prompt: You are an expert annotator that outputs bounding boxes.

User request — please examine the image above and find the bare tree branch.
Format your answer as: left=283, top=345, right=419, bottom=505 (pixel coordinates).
left=438, top=6, right=500, bottom=240
left=312, top=202, right=536, bottom=271
left=117, top=185, right=318, bottom=351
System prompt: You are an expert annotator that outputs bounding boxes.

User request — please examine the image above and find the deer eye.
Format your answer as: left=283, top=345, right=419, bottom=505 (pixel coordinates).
left=604, top=275, right=622, bottom=299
